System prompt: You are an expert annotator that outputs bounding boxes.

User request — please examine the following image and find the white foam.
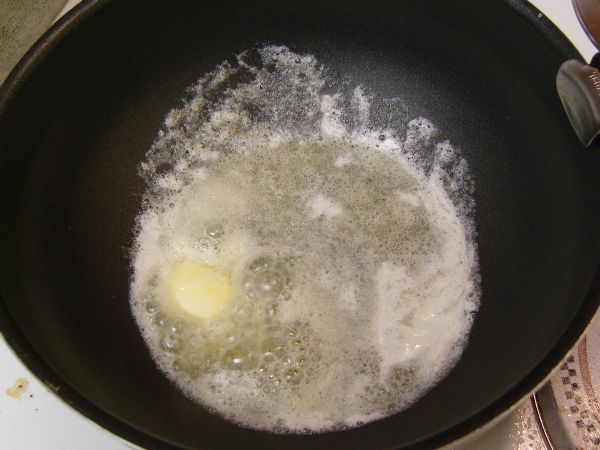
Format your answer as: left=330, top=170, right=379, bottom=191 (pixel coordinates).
left=404, top=117, right=437, bottom=151
left=334, top=154, right=353, bottom=168
left=306, top=193, right=343, bottom=219
left=129, top=45, right=480, bottom=434
left=320, top=94, right=347, bottom=138
left=352, top=86, right=371, bottom=130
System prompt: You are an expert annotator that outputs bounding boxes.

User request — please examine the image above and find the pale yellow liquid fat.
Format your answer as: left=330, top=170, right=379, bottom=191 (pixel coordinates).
left=130, top=46, right=480, bottom=432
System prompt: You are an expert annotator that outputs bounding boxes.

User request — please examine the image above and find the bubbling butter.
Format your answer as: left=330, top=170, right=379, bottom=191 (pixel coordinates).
left=129, top=46, right=480, bottom=433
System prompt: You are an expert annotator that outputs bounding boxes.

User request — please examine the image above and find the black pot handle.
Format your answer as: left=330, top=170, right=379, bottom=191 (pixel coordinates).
left=556, top=0, right=600, bottom=146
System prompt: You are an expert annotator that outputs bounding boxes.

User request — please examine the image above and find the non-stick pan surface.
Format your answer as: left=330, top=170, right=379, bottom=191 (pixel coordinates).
left=1, top=0, right=600, bottom=449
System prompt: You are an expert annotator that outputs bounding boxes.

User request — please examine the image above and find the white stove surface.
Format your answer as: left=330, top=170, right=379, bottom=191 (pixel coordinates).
left=0, top=1, right=595, bottom=449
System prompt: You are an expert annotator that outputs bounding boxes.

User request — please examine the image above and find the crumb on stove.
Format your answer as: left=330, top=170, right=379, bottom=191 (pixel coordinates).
left=6, top=377, right=29, bottom=399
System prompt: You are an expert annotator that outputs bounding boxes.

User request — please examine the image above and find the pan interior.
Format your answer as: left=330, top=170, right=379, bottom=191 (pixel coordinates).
left=1, top=0, right=599, bottom=449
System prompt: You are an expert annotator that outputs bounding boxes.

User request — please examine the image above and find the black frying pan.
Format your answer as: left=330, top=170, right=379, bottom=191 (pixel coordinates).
left=1, top=0, right=600, bottom=449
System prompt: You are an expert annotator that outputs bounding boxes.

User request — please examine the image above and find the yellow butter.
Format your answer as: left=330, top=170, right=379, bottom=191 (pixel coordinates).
left=168, top=262, right=232, bottom=319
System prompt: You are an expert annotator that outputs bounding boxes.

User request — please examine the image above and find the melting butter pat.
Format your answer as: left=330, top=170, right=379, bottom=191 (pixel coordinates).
left=168, top=262, right=232, bottom=319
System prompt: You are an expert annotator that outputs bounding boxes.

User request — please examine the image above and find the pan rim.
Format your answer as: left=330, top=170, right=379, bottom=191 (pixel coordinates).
left=0, top=0, right=598, bottom=449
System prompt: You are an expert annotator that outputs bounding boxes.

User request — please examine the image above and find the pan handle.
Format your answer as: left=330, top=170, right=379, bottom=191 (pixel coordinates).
left=556, top=0, right=600, bottom=146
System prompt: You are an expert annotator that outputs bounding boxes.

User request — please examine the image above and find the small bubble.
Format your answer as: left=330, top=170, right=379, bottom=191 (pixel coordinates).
left=263, top=352, right=276, bottom=363
left=206, top=224, right=224, bottom=239
left=161, top=334, right=179, bottom=353
left=145, top=302, right=157, bottom=315
left=248, top=256, right=272, bottom=272
left=152, top=312, right=166, bottom=327
left=166, top=321, right=183, bottom=336
left=262, top=337, right=287, bottom=359
left=221, top=345, right=258, bottom=371
left=259, top=274, right=277, bottom=292
left=285, top=368, right=299, bottom=381
left=295, top=58, right=301, bottom=64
